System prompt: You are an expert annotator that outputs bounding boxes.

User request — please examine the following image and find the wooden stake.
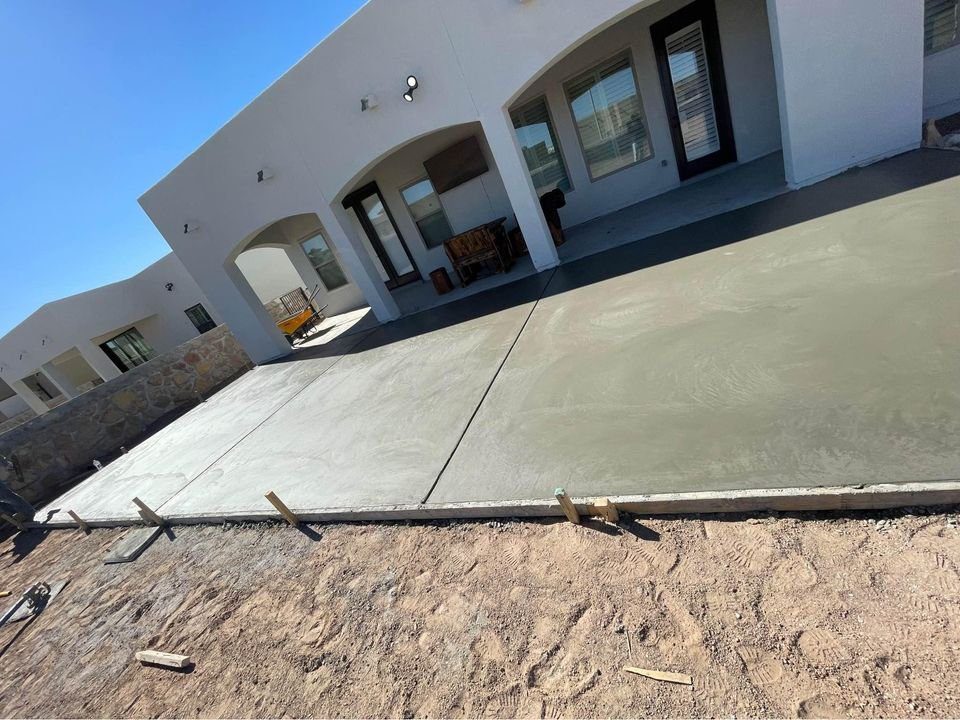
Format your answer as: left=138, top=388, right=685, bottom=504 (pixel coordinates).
left=132, top=497, right=165, bottom=527
left=554, top=488, right=580, bottom=524
left=595, top=497, right=619, bottom=524
left=67, top=510, right=90, bottom=533
left=624, top=666, right=692, bottom=685
left=265, top=491, right=299, bottom=526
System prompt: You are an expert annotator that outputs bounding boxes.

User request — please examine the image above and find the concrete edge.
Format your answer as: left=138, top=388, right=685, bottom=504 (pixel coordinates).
left=26, top=480, right=960, bottom=530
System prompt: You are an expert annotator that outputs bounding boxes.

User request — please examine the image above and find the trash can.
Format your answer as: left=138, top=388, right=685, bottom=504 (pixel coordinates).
left=430, top=267, right=454, bottom=295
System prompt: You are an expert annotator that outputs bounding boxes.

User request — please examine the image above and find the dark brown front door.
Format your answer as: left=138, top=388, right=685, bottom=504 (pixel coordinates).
left=651, top=0, right=736, bottom=181
left=342, top=182, right=421, bottom=290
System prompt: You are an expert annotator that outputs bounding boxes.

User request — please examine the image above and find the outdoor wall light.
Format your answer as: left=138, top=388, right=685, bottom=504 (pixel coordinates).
left=257, top=167, right=275, bottom=183
left=165, top=282, right=175, bottom=292
left=183, top=222, right=200, bottom=234
left=360, top=94, right=379, bottom=112
left=403, top=75, right=418, bottom=102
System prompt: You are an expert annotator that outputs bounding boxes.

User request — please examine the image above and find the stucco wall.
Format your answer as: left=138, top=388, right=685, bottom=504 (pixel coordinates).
left=511, top=0, right=782, bottom=227
left=236, top=247, right=304, bottom=303
left=0, top=394, right=29, bottom=420
left=923, top=44, right=960, bottom=119
left=767, top=0, right=923, bottom=186
left=0, top=324, right=251, bottom=507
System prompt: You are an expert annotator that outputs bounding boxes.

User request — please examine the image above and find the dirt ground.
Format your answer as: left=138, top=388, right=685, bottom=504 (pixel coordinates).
left=1, top=507, right=959, bottom=718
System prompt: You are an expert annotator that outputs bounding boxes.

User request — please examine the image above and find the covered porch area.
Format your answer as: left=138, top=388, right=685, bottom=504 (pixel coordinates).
left=386, top=150, right=784, bottom=317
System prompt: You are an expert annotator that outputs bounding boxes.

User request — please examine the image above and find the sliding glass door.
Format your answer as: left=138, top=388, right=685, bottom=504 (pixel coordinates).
left=342, top=182, right=420, bottom=290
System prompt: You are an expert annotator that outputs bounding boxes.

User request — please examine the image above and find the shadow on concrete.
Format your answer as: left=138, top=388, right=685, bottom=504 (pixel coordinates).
left=272, top=149, right=960, bottom=364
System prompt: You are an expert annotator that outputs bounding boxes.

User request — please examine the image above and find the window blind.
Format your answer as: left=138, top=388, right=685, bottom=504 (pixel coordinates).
left=565, top=54, right=652, bottom=180
left=665, top=21, right=720, bottom=162
left=925, top=0, right=959, bottom=54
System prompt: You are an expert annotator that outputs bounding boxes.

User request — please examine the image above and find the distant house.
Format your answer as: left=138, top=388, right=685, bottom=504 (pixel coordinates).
left=127, top=0, right=958, bottom=367
left=0, top=254, right=221, bottom=423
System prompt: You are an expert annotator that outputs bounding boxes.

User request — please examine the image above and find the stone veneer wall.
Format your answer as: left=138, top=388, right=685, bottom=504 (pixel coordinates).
left=0, top=324, right=252, bottom=507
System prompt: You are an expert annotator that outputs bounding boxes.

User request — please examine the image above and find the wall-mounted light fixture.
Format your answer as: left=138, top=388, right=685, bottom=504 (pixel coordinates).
left=257, top=167, right=275, bottom=183
left=165, top=282, right=175, bottom=292
left=183, top=221, right=200, bottom=235
left=361, top=94, right=379, bottom=112
left=403, top=75, right=419, bottom=102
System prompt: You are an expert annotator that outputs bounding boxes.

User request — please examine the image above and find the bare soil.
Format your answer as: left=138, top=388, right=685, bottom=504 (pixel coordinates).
left=1, top=508, right=959, bottom=718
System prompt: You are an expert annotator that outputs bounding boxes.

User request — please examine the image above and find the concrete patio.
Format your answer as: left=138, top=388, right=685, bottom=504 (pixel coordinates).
left=36, top=149, right=960, bottom=525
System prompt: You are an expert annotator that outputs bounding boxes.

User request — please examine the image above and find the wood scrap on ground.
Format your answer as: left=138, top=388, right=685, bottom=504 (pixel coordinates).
left=624, top=666, right=692, bottom=685
left=136, top=650, right=192, bottom=669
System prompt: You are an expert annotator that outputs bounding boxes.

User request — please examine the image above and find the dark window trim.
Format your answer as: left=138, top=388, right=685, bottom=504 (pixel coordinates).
left=185, top=303, right=217, bottom=334
left=342, top=181, right=421, bottom=290
left=650, top=0, right=737, bottom=181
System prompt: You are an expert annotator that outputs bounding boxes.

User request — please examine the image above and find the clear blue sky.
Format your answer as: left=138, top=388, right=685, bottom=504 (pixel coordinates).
left=0, top=0, right=364, bottom=336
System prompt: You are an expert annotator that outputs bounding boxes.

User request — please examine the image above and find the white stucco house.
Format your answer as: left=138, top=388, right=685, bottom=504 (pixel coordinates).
left=0, top=254, right=223, bottom=424
left=134, top=0, right=957, bottom=367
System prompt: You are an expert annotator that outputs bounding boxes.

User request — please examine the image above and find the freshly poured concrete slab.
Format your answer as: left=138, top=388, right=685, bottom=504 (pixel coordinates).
left=157, top=275, right=551, bottom=517
left=37, top=332, right=371, bottom=524
left=433, top=161, right=960, bottom=502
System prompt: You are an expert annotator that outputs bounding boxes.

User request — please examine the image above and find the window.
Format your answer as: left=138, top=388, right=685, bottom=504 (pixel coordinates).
left=185, top=303, right=216, bottom=334
left=565, top=53, right=652, bottom=180
left=400, top=178, right=453, bottom=249
left=925, top=0, right=959, bottom=54
left=300, top=232, right=348, bottom=291
left=510, top=96, right=571, bottom=195
left=100, top=328, right=156, bottom=372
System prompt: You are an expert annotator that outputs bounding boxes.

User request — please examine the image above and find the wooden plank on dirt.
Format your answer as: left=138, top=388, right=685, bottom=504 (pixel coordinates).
left=554, top=488, right=580, bottom=524
left=624, top=666, right=692, bottom=685
left=104, top=526, right=162, bottom=564
left=136, top=650, right=192, bottom=669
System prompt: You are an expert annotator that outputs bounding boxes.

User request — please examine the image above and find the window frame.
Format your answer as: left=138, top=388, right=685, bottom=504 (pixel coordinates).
left=399, top=176, right=455, bottom=250
left=563, top=48, right=655, bottom=183
left=184, top=303, right=217, bottom=334
left=299, top=230, right=350, bottom=292
left=99, top=327, right=156, bottom=373
left=925, top=0, right=960, bottom=55
left=509, top=94, right=574, bottom=195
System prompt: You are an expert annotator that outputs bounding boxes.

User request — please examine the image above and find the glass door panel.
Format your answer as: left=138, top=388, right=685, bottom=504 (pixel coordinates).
left=361, top=195, right=415, bottom=277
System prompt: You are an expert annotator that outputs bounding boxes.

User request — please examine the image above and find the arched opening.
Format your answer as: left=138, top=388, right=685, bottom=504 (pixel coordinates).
left=500, top=0, right=786, bottom=262
left=334, top=122, right=546, bottom=316
left=232, top=213, right=368, bottom=347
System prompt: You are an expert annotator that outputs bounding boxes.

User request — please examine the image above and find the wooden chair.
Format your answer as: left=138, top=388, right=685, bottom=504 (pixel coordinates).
left=443, top=218, right=513, bottom=287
